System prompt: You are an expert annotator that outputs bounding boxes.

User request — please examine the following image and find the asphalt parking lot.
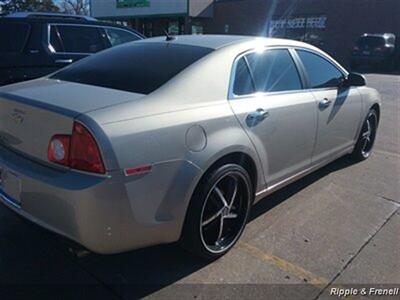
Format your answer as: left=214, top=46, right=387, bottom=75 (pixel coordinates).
left=0, top=73, right=399, bottom=300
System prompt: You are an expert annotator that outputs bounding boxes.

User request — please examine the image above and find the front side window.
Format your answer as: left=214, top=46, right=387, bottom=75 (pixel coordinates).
left=104, top=28, right=140, bottom=47
left=245, top=49, right=302, bottom=93
left=49, top=25, right=104, bottom=54
left=297, top=50, right=344, bottom=89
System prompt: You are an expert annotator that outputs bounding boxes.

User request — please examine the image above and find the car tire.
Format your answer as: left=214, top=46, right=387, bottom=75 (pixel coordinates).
left=181, top=164, right=253, bottom=260
left=351, top=108, right=378, bottom=161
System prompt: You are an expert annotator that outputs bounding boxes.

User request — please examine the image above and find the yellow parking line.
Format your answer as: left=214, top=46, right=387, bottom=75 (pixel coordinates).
left=238, top=241, right=329, bottom=286
left=238, top=242, right=364, bottom=300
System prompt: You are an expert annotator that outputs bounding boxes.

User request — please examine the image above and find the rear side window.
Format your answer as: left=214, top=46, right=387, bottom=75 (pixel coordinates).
left=297, top=50, right=344, bottom=89
left=233, top=57, right=255, bottom=96
left=49, top=25, right=105, bottom=53
left=0, top=23, right=30, bottom=52
left=52, top=42, right=213, bottom=94
left=245, top=49, right=302, bottom=93
left=105, top=28, right=140, bottom=46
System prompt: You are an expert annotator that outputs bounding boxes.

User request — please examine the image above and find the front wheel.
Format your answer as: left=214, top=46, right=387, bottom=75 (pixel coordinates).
left=181, top=164, right=253, bottom=260
left=351, top=109, right=378, bottom=161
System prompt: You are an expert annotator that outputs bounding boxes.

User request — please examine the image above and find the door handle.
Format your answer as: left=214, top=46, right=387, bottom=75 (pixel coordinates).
left=319, top=98, right=332, bottom=109
left=247, top=108, right=269, bottom=123
left=55, top=59, right=73, bottom=64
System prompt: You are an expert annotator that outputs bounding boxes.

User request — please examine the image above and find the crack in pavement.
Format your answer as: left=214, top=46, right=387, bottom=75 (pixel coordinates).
left=378, top=195, right=400, bottom=205
left=313, top=206, right=400, bottom=300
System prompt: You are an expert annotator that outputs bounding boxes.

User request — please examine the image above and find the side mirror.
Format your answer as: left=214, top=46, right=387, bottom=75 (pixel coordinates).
left=344, top=72, right=366, bottom=87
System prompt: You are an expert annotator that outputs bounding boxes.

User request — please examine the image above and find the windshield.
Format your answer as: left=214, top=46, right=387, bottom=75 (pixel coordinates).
left=356, top=36, right=385, bottom=48
left=52, top=42, right=214, bottom=94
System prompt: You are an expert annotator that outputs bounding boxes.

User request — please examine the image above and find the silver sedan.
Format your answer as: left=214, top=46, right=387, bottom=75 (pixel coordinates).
left=0, top=35, right=380, bottom=259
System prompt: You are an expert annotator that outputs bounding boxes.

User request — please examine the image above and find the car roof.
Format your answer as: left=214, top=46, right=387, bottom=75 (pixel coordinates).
left=4, top=12, right=97, bottom=21
left=0, top=12, right=143, bottom=36
left=139, top=34, right=314, bottom=50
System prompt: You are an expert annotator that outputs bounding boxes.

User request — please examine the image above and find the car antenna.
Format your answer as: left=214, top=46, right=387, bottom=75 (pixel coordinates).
left=164, top=30, right=176, bottom=41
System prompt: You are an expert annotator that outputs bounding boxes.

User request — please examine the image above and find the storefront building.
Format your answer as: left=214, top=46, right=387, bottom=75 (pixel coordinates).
left=204, top=0, right=400, bottom=67
left=91, top=0, right=213, bottom=36
left=91, top=0, right=400, bottom=67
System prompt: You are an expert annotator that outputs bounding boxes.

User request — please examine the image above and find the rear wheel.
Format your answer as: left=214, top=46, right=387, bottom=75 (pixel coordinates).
left=351, top=109, right=378, bottom=161
left=181, top=164, right=253, bottom=260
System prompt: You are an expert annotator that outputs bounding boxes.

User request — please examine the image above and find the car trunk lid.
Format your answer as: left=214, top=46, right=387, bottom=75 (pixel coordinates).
left=0, top=78, right=144, bottom=164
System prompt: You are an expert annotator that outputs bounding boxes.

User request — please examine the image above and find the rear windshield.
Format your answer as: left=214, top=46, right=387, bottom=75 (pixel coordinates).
left=0, top=22, right=30, bottom=52
left=52, top=42, right=214, bottom=94
left=356, top=36, right=385, bottom=48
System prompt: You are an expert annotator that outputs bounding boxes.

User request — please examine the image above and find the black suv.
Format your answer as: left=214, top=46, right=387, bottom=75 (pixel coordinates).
left=0, top=12, right=144, bottom=86
left=350, top=33, right=397, bottom=71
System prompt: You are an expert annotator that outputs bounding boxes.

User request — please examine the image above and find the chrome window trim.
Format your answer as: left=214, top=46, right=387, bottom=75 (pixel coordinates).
left=47, top=23, right=141, bottom=55
left=228, top=46, right=306, bottom=100
left=228, top=45, right=350, bottom=100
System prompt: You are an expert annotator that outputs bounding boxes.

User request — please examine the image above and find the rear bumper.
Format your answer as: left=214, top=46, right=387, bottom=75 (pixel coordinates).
left=0, top=144, right=202, bottom=254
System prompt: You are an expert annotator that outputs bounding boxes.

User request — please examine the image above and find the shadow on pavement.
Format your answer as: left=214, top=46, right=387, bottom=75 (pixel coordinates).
left=250, top=155, right=355, bottom=222
left=0, top=155, right=357, bottom=299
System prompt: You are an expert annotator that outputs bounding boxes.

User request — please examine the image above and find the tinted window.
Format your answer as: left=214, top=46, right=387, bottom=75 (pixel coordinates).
left=52, top=43, right=213, bottom=94
left=49, top=26, right=63, bottom=52
left=356, top=36, right=385, bottom=48
left=105, top=28, right=140, bottom=46
left=233, top=57, right=255, bottom=95
left=297, top=50, right=344, bottom=89
left=245, top=49, right=302, bottom=93
left=0, top=23, right=30, bottom=52
left=52, top=25, right=104, bottom=53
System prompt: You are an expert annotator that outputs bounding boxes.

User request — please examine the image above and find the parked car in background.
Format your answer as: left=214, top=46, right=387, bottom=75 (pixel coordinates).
left=0, top=35, right=381, bottom=259
left=0, top=12, right=144, bottom=86
left=350, top=33, right=397, bottom=71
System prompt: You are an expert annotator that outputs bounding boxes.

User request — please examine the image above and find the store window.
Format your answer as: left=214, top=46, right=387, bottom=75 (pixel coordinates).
left=168, top=21, right=180, bottom=35
left=191, top=22, right=203, bottom=34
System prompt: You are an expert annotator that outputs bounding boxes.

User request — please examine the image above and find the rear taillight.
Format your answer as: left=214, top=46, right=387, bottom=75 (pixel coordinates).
left=48, top=122, right=105, bottom=174
left=70, top=122, right=105, bottom=174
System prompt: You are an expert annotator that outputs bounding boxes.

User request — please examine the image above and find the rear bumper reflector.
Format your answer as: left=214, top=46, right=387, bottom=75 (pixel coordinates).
left=124, top=165, right=152, bottom=177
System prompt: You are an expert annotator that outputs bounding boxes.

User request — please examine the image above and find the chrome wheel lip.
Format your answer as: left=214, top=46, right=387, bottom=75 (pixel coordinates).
left=199, top=171, right=250, bottom=254
left=361, top=113, right=377, bottom=158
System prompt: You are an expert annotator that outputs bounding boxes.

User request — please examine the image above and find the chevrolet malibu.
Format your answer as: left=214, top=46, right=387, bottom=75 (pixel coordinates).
left=0, top=35, right=380, bottom=259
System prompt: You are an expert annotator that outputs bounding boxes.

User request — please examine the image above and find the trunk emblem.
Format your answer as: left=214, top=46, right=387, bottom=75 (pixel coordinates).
left=10, top=109, right=25, bottom=125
